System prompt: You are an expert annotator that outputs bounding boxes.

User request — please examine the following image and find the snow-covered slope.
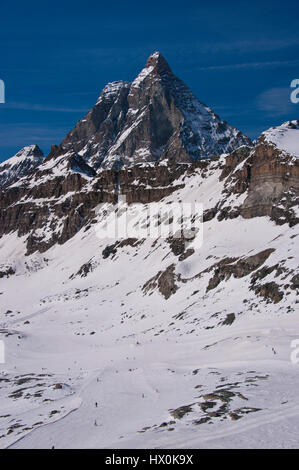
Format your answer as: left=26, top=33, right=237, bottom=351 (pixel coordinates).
left=261, top=120, right=299, bottom=160
left=0, top=177, right=298, bottom=449
left=0, top=145, right=44, bottom=189
left=0, top=121, right=298, bottom=448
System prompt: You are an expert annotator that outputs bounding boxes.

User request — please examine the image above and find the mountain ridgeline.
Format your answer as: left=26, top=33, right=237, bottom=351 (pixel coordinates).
left=48, top=51, right=252, bottom=170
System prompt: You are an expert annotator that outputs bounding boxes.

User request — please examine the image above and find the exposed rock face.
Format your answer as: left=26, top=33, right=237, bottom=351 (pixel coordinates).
left=59, top=81, right=131, bottom=169
left=119, top=163, right=189, bottom=203
left=143, top=263, right=178, bottom=299
left=52, top=52, right=252, bottom=169
left=0, top=162, right=189, bottom=254
left=0, top=145, right=44, bottom=189
left=207, top=121, right=299, bottom=225
left=252, top=282, right=284, bottom=304
left=241, top=132, right=299, bottom=225
left=205, top=249, right=275, bottom=293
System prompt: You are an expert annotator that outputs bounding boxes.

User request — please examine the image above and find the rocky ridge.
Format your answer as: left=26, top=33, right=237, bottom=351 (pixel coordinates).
left=0, top=145, right=44, bottom=189
left=49, top=51, right=252, bottom=169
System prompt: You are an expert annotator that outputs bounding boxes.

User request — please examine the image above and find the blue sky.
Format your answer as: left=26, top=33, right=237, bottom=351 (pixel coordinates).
left=0, top=0, right=298, bottom=162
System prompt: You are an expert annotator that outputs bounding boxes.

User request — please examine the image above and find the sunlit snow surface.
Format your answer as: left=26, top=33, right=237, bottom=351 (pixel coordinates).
left=262, top=120, right=299, bottom=159
left=0, top=163, right=298, bottom=448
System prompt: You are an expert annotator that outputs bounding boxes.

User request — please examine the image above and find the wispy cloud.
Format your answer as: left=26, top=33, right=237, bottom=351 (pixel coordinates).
left=195, top=38, right=299, bottom=54
left=78, top=37, right=299, bottom=66
left=197, top=59, right=299, bottom=71
left=2, top=102, right=89, bottom=113
left=0, top=123, right=69, bottom=148
left=256, top=86, right=296, bottom=116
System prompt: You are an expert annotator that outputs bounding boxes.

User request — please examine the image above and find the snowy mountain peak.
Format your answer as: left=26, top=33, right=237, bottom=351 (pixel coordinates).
left=131, top=52, right=173, bottom=90
left=11, top=144, right=43, bottom=162
left=144, top=51, right=173, bottom=74
left=54, top=52, right=252, bottom=169
left=0, top=145, right=44, bottom=189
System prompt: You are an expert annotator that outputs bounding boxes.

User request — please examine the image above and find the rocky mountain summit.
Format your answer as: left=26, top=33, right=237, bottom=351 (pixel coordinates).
left=49, top=51, right=252, bottom=169
left=0, top=145, right=43, bottom=189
